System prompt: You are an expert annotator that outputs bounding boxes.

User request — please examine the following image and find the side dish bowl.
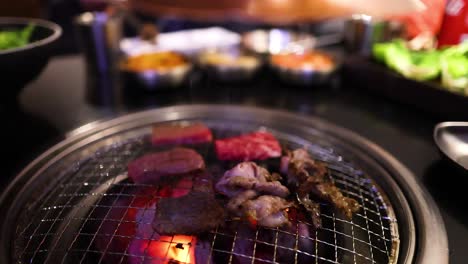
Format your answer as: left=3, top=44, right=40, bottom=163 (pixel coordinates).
left=120, top=51, right=192, bottom=90
left=0, top=17, right=62, bottom=102
left=269, top=50, right=339, bottom=86
left=198, top=51, right=262, bottom=82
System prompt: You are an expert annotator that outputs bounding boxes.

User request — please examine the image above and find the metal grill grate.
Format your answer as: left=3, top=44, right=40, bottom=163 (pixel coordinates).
left=13, top=121, right=399, bottom=264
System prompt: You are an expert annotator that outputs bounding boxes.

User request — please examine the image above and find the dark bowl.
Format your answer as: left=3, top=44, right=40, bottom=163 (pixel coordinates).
left=0, top=17, right=62, bottom=102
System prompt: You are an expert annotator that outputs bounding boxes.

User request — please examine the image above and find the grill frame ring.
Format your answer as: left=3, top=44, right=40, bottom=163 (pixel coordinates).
left=0, top=105, right=448, bottom=264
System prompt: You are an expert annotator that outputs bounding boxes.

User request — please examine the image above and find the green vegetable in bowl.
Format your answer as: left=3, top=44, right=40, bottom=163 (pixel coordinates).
left=440, top=42, right=468, bottom=91
left=373, top=40, right=441, bottom=81
left=0, top=24, right=35, bottom=51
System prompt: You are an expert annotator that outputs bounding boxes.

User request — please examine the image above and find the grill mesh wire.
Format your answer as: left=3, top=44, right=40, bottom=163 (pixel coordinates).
left=13, top=121, right=399, bottom=264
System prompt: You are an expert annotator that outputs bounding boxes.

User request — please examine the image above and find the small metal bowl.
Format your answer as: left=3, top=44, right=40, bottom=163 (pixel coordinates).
left=122, top=64, right=192, bottom=90
left=242, top=29, right=316, bottom=56
left=198, top=51, right=262, bottom=82
left=434, top=122, right=468, bottom=171
left=120, top=52, right=192, bottom=90
left=269, top=51, right=339, bottom=86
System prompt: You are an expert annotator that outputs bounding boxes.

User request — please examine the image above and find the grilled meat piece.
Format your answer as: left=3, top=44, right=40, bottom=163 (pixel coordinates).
left=218, top=162, right=292, bottom=228
left=242, top=195, right=292, bottom=227
left=296, top=193, right=322, bottom=228
left=314, top=182, right=361, bottom=218
left=153, top=191, right=225, bottom=235
left=216, top=162, right=290, bottom=198
left=215, top=131, right=281, bottom=161
left=227, top=190, right=258, bottom=214
left=282, top=148, right=360, bottom=221
left=152, top=123, right=213, bottom=146
left=128, top=147, right=205, bottom=184
left=227, top=191, right=293, bottom=228
left=281, top=148, right=327, bottom=188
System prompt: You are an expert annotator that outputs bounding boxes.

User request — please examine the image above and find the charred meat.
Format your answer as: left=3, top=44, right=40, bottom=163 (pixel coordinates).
left=128, top=147, right=205, bottom=184
left=153, top=191, right=225, bottom=235
left=152, top=123, right=213, bottom=146
left=215, top=162, right=289, bottom=198
left=282, top=149, right=360, bottom=221
left=215, top=131, right=281, bottom=161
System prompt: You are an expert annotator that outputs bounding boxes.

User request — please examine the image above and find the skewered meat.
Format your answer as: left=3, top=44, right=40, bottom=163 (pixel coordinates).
left=152, top=123, right=213, bottom=146
left=127, top=147, right=205, bottom=184
left=216, top=162, right=290, bottom=198
left=215, top=131, right=281, bottom=161
left=282, top=148, right=360, bottom=221
left=153, top=191, right=225, bottom=235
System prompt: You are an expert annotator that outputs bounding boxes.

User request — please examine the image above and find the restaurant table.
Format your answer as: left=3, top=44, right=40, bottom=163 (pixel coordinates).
left=2, top=54, right=467, bottom=263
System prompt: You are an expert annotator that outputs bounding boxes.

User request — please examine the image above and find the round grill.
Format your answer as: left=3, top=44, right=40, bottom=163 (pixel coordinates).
left=0, top=105, right=448, bottom=264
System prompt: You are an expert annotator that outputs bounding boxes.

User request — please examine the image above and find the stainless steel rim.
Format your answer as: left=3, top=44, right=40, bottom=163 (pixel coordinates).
left=0, top=105, right=448, bottom=263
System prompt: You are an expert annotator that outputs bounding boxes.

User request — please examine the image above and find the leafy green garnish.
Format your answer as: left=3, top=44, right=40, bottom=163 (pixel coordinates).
left=373, top=39, right=441, bottom=81
left=373, top=39, right=468, bottom=91
left=440, top=42, right=468, bottom=90
left=0, top=23, right=35, bottom=51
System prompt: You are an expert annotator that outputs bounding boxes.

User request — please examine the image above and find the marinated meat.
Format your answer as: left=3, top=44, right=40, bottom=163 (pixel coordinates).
left=153, top=191, right=225, bottom=235
left=127, top=147, right=205, bottom=184
left=282, top=148, right=360, bottom=221
left=216, top=162, right=289, bottom=198
left=296, top=193, right=322, bottom=228
left=242, top=195, right=292, bottom=227
left=280, top=148, right=327, bottom=188
left=314, top=182, right=361, bottom=218
left=152, top=123, right=213, bottom=146
left=215, top=131, right=281, bottom=161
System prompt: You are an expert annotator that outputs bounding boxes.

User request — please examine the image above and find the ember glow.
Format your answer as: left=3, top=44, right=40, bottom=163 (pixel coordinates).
left=146, top=235, right=197, bottom=263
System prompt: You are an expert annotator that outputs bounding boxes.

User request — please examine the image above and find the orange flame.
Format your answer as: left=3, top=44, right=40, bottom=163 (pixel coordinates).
left=147, top=235, right=197, bottom=264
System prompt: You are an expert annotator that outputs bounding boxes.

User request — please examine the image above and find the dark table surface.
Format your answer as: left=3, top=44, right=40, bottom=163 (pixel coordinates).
left=2, top=54, right=467, bottom=263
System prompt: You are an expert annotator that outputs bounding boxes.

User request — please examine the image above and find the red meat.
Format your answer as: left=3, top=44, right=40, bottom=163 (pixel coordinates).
left=152, top=123, right=213, bottom=146
left=215, top=131, right=281, bottom=161
left=127, top=148, right=205, bottom=184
